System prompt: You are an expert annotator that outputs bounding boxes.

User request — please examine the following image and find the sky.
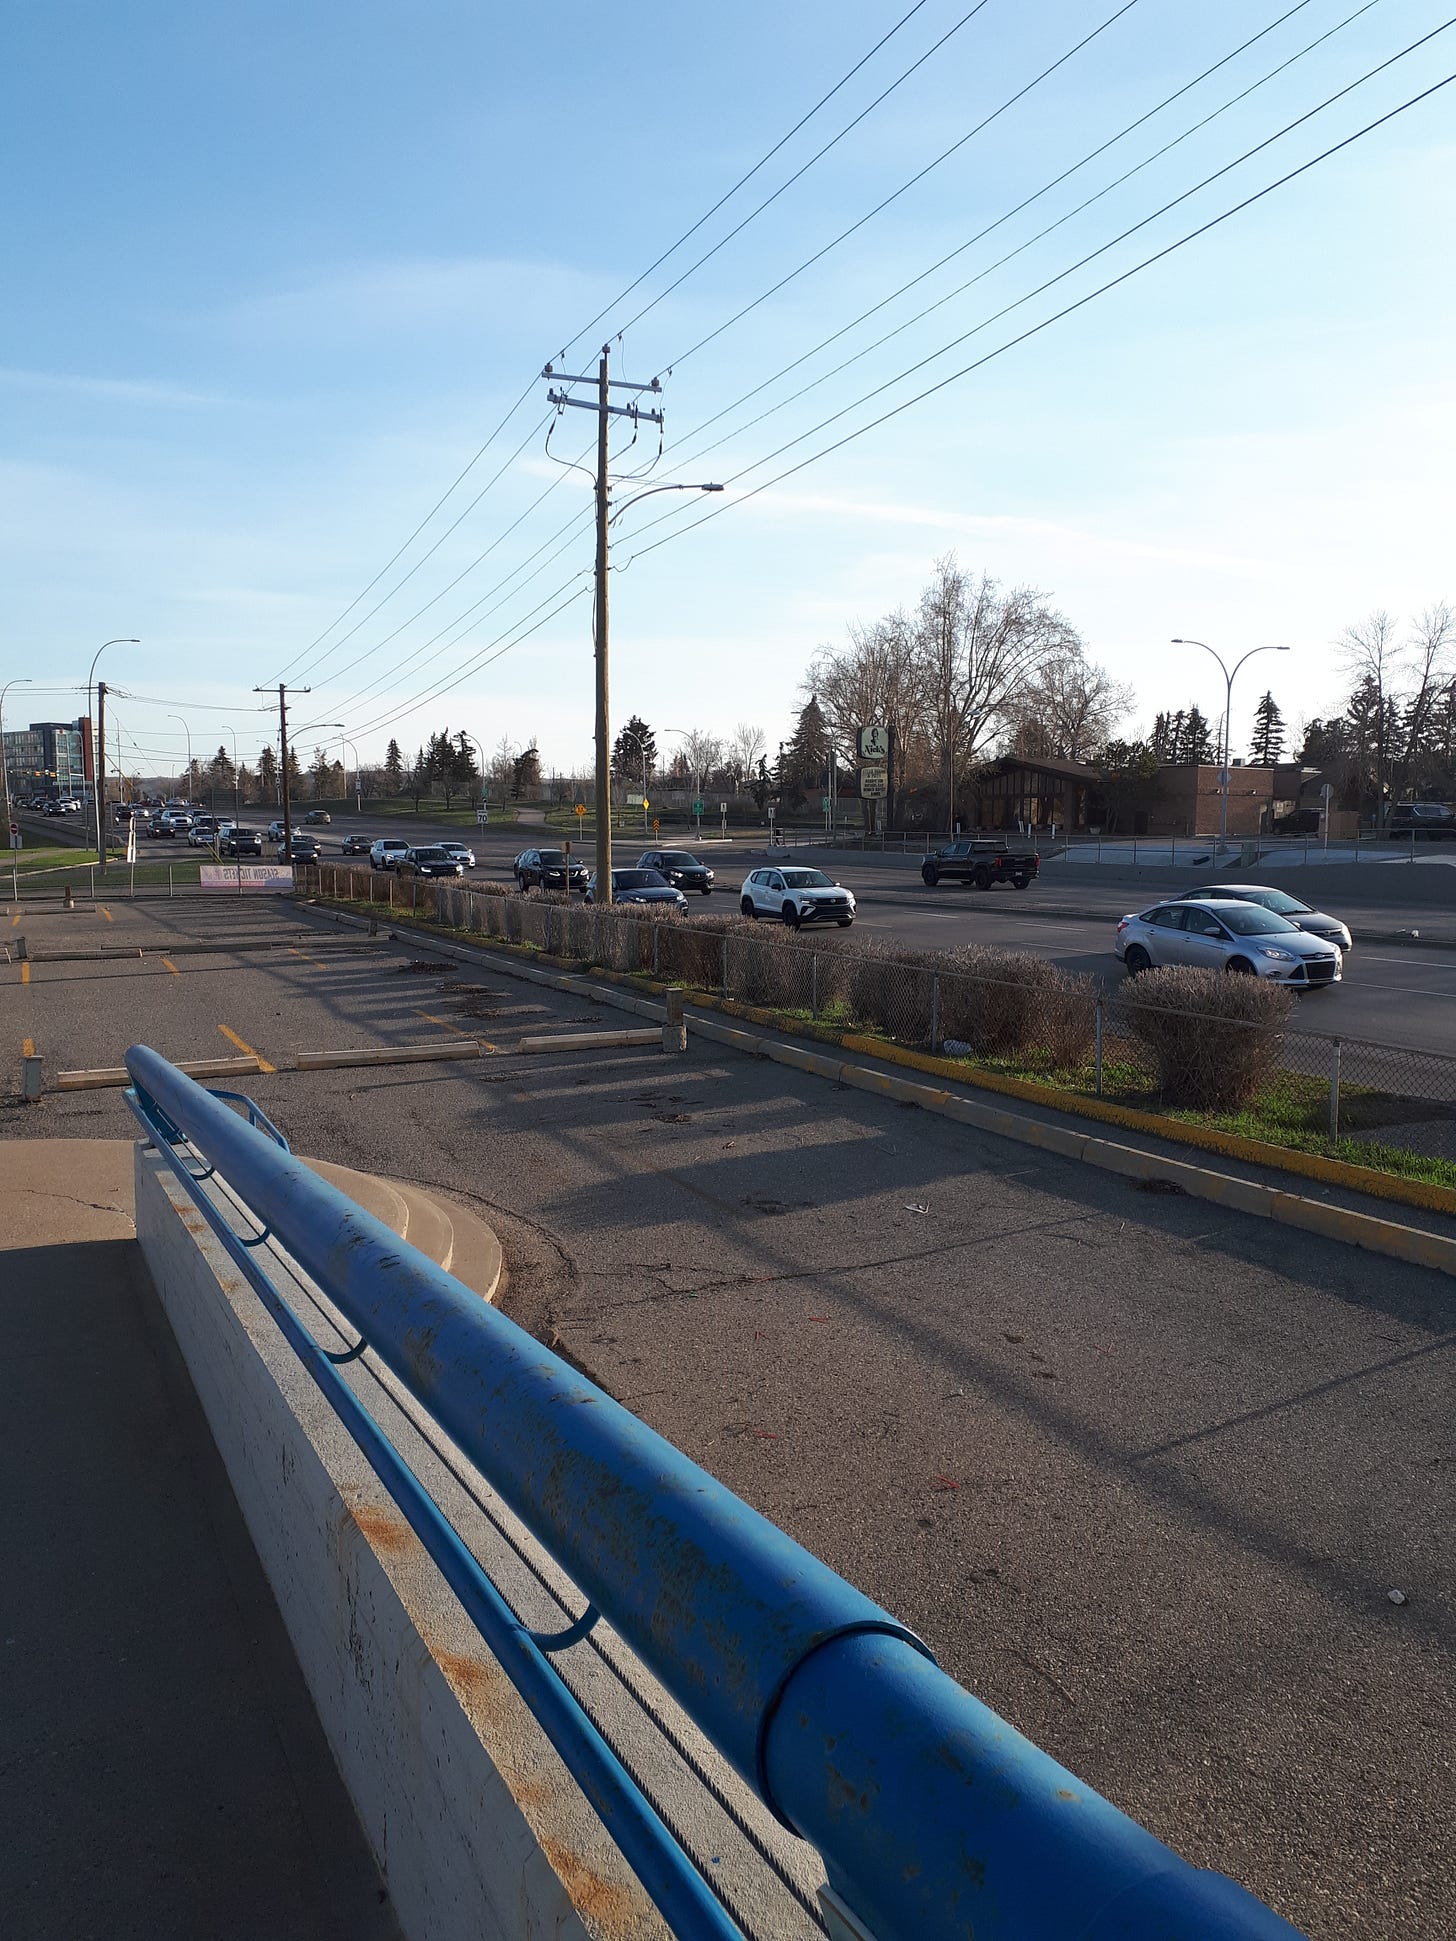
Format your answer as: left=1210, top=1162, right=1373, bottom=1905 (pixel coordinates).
left=3, top=0, right=1453, bottom=783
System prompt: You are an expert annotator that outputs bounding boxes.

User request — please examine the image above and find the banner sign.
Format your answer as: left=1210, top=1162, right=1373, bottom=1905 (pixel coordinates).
left=200, top=864, right=293, bottom=892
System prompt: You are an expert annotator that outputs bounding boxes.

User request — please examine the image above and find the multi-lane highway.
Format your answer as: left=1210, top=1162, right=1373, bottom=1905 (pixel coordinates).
left=3, top=890, right=1453, bottom=1938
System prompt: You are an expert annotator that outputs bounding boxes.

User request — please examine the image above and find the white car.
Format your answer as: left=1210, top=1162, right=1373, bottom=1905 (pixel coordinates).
left=1116, top=899, right=1341, bottom=987
left=739, top=866, right=855, bottom=928
left=369, top=838, right=411, bottom=871
left=187, top=817, right=221, bottom=847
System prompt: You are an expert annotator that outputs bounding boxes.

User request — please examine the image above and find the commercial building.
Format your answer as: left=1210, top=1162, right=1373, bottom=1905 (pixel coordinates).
left=1, top=718, right=92, bottom=799
left=963, top=754, right=1329, bottom=837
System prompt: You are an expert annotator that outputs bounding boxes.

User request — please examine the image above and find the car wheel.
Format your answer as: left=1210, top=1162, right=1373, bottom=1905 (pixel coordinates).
left=740, top=896, right=755, bottom=917
left=1124, top=945, right=1151, bottom=975
left=1012, top=873, right=1030, bottom=890
left=515, top=875, right=528, bottom=893
left=782, top=902, right=800, bottom=928
left=1226, top=957, right=1256, bottom=975
left=973, top=865, right=993, bottom=890
left=837, top=918, right=853, bottom=928
left=700, top=885, right=712, bottom=895
left=921, top=864, right=939, bottom=886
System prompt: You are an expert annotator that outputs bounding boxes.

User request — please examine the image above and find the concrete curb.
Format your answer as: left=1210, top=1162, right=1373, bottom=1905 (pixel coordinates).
left=307, top=900, right=1456, bottom=1277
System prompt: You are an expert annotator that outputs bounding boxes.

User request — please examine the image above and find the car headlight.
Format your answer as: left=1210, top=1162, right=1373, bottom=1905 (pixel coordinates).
left=1258, top=946, right=1296, bottom=961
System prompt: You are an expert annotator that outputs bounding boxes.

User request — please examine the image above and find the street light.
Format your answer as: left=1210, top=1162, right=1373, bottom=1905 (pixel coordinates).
left=1171, top=638, right=1291, bottom=850
left=0, top=677, right=33, bottom=853
left=339, top=735, right=361, bottom=814
left=88, top=638, right=138, bottom=865
left=169, top=714, right=194, bottom=798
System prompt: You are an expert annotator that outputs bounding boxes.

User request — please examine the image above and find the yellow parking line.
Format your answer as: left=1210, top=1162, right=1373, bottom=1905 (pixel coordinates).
left=99, top=906, right=113, bottom=922
left=21, top=962, right=30, bottom=986
left=218, top=1023, right=275, bottom=1074
left=22, top=1036, right=34, bottom=1057
left=414, top=1007, right=496, bottom=1051
left=162, top=957, right=180, bottom=976
left=10, top=912, right=18, bottom=927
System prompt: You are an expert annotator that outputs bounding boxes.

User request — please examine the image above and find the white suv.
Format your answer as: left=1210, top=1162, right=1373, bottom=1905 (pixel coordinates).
left=739, top=867, right=855, bottom=928
left=369, top=838, right=411, bottom=871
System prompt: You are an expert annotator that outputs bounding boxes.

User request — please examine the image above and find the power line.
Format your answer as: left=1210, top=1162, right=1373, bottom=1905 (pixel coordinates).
left=665, top=0, right=1385, bottom=477
left=270, top=375, right=542, bottom=682
left=668, top=0, right=1332, bottom=457
left=281, top=412, right=553, bottom=688
left=602, top=3, right=1001, bottom=349
left=655, top=0, right=1142, bottom=376
left=618, top=68, right=1456, bottom=575
left=555, top=0, right=934, bottom=362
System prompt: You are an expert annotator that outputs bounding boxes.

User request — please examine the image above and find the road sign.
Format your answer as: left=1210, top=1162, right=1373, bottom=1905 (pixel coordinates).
left=820, top=796, right=830, bottom=812
left=692, top=798, right=704, bottom=815
left=859, top=767, right=888, bottom=799
left=652, top=818, right=660, bottom=834
left=574, top=802, right=586, bottom=817
left=858, top=723, right=890, bottom=761
left=718, top=801, right=727, bottom=812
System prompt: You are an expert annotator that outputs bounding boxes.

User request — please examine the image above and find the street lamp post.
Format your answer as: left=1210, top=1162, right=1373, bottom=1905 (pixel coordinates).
left=1171, top=638, right=1291, bottom=850
left=339, top=735, right=361, bottom=814
left=1, top=677, right=33, bottom=853
left=169, top=714, right=194, bottom=800
left=227, top=727, right=241, bottom=819
left=89, top=638, right=138, bottom=866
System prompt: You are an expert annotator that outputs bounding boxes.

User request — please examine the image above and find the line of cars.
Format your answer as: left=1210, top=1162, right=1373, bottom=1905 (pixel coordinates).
left=362, top=837, right=477, bottom=876
left=1115, top=884, right=1352, bottom=987
left=505, top=846, right=857, bottom=925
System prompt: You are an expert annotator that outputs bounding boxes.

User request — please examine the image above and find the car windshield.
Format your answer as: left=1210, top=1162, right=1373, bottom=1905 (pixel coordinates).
left=1213, top=905, right=1300, bottom=936
left=539, top=849, right=566, bottom=865
left=781, top=869, right=834, bottom=888
left=417, top=849, right=449, bottom=861
left=614, top=870, right=665, bottom=888
left=658, top=852, right=698, bottom=866
left=233, top=828, right=257, bottom=837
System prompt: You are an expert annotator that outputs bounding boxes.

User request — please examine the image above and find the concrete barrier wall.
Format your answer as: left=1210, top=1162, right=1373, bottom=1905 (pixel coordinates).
left=134, top=1145, right=664, bottom=1941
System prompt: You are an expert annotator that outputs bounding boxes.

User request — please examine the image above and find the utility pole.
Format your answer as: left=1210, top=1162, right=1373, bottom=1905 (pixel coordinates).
left=95, top=681, right=108, bottom=865
left=254, top=684, right=310, bottom=856
left=543, top=347, right=662, bottom=904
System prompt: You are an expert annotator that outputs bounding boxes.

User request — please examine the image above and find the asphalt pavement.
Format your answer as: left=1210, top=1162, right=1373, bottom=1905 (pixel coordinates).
left=2, top=891, right=1452, bottom=1939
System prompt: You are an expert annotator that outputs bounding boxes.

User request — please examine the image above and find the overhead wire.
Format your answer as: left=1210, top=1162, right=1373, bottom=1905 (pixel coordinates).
left=663, top=0, right=1387, bottom=478
left=554, top=0, right=934, bottom=361
left=667, top=0, right=1333, bottom=456
left=615, top=66, right=1456, bottom=576
left=654, top=0, right=1143, bottom=377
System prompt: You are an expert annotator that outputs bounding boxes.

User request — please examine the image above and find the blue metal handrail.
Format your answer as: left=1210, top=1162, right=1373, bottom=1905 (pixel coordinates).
left=125, top=1045, right=1306, bottom=1941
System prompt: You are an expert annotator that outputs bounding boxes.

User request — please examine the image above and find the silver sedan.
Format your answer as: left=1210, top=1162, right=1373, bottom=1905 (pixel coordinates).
left=1116, top=899, right=1342, bottom=987
left=1172, top=883, right=1352, bottom=953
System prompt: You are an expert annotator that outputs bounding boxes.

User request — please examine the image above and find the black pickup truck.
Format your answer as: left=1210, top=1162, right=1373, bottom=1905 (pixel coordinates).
left=921, top=839, right=1039, bottom=890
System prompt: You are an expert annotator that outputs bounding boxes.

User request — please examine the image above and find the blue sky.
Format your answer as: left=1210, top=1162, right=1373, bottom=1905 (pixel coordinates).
left=3, top=0, right=1453, bottom=780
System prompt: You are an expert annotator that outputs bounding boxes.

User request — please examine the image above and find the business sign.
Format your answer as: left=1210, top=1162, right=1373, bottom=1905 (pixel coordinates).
left=859, top=767, right=888, bottom=799
left=858, top=724, right=890, bottom=761
left=200, top=864, right=293, bottom=892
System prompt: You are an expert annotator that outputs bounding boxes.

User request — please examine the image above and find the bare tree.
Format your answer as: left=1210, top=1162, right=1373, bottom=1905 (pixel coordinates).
left=1006, top=644, right=1133, bottom=763
left=807, top=609, right=920, bottom=817
left=680, top=728, right=723, bottom=793
left=725, top=722, right=766, bottom=792
left=1336, top=609, right=1399, bottom=810
left=1400, top=602, right=1456, bottom=795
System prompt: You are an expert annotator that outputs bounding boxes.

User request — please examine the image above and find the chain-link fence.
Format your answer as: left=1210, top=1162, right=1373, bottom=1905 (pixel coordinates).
left=303, top=863, right=1456, bottom=1173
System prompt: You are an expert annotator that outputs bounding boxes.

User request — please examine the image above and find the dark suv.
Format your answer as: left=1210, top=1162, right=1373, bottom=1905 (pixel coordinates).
left=1387, top=803, right=1456, bottom=840
left=637, top=848, right=714, bottom=894
left=219, top=825, right=263, bottom=857
left=921, top=839, right=1039, bottom=889
left=514, top=847, right=590, bottom=893
left=398, top=846, right=464, bottom=879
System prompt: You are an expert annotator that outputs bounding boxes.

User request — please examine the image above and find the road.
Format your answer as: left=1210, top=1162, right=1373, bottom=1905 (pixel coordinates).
left=2, top=891, right=1452, bottom=1939
left=148, top=805, right=1456, bottom=1063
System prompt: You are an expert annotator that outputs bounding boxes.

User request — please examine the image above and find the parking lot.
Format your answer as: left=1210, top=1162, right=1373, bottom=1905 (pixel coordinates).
left=3, top=888, right=1453, bottom=1938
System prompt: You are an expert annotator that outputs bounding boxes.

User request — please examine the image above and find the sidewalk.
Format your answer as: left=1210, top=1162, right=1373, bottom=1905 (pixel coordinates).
left=0, top=1140, right=399, bottom=1941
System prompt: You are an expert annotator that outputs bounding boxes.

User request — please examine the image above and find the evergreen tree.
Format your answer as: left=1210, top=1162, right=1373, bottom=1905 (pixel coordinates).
left=1248, top=691, right=1286, bottom=766
left=511, top=742, right=543, bottom=798
left=410, top=746, right=429, bottom=809
left=257, top=745, right=279, bottom=804
left=1094, top=739, right=1159, bottom=832
left=782, top=694, right=831, bottom=802
left=284, top=745, right=304, bottom=801
left=308, top=746, right=334, bottom=798
left=1149, top=712, right=1173, bottom=763
left=207, top=744, right=235, bottom=789
left=1182, top=707, right=1215, bottom=765
left=454, top=731, right=481, bottom=802
left=383, top=739, right=405, bottom=794
left=611, top=716, right=656, bottom=786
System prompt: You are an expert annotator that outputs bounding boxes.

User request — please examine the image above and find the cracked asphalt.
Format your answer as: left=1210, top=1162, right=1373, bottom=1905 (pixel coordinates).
left=4, top=891, right=1452, bottom=1939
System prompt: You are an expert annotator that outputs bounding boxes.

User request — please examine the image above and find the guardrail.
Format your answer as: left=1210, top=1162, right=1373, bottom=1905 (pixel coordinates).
left=123, top=1043, right=1305, bottom=1941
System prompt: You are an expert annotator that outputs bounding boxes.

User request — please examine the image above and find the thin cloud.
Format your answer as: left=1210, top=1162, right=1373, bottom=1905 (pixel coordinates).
left=0, top=366, right=226, bottom=406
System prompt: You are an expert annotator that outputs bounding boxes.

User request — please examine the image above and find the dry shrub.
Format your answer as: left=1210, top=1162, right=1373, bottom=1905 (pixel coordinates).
left=1126, top=966, right=1293, bottom=1110
left=935, top=949, right=1096, bottom=1065
left=657, top=912, right=730, bottom=990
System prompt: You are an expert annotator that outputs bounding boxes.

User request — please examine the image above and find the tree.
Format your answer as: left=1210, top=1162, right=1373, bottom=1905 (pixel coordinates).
left=611, top=716, right=656, bottom=788
left=511, top=742, right=542, bottom=797
left=410, top=746, right=429, bottom=810
left=725, top=722, right=766, bottom=793
left=681, top=728, right=722, bottom=794
left=1181, top=706, right=1216, bottom=765
left=257, top=745, right=279, bottom=805
left=1337, top=609, right=1399, bottom=810
left=1248, top=692, right=1286, bottom=766
left=207, top=745, right=235, bottom=790
left=308, top=746, right=334, bottom=799
left=807, top=609, right=918, bottom=824
left=453, top=732, right=481, bottom=803
left=781, top=696, right=831, bottom=802
left=383, top=739, right=405, bottom=795
left=1094, top=739, right=1158, bottom=832
left=1006, top=643, right=1133, bottom=763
